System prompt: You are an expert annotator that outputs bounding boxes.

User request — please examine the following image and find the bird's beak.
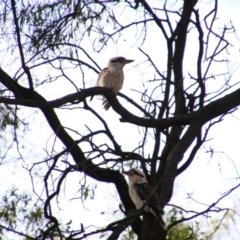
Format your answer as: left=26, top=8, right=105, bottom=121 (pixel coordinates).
left=122, top=170, right=132, bottom=176
left=124, top=59, right=134, bottom=65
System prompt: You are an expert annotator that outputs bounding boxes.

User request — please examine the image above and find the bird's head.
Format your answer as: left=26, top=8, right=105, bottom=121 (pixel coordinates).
left=108, top=56, right=134, bottom=69
left=122, top=168, right=147, bottom=184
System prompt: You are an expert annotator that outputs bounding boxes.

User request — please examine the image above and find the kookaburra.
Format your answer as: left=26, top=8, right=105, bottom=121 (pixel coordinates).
left=90, top=56, right=134, bottom=110
left=123, top=168, right=166, bottom=230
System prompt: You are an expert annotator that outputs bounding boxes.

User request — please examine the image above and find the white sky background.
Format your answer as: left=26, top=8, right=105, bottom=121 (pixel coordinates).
left=1, top=0, right=240, bottom=239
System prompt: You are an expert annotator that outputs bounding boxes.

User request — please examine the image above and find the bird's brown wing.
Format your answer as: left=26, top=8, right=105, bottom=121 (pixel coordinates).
left=90, top=67, right=108, bottom=101
left=96, top=67, right=108, bottom=85
left=134, top=183, right=164, bottom=215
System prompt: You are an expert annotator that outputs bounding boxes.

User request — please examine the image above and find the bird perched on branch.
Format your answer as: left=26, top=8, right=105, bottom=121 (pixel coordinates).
left=90, top=56, right=134, bottom=110
left=123, top=168, right=166, bottom=230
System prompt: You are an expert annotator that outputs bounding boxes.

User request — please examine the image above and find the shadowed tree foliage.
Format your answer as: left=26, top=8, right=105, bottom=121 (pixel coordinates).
left=0, top=0, right=239, bottom=239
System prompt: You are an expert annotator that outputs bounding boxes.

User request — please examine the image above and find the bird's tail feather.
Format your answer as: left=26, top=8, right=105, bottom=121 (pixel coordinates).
left=156, top=214, right=166, bottom=230
left=102, top=98, right=111, bottom=110
left=150, top=209, right=166, bottom=230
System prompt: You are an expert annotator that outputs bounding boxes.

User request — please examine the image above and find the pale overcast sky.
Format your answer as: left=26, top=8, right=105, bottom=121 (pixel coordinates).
left=1, top=1, right=240, bottom=239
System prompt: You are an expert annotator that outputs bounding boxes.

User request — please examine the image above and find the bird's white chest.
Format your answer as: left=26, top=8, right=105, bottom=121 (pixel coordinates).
left=129, top=183, right=150, bottom=212
left=98, top=68, right=124, bottom=94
